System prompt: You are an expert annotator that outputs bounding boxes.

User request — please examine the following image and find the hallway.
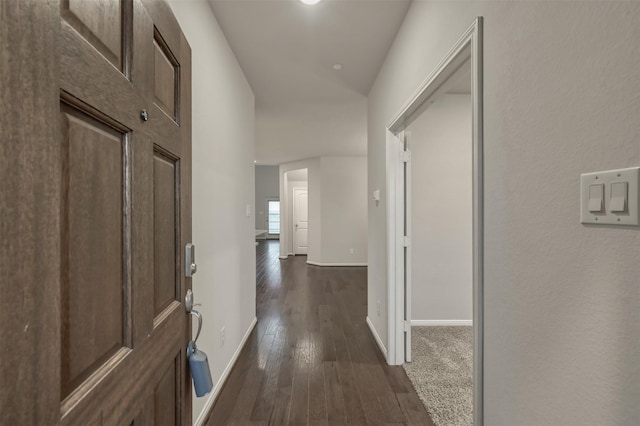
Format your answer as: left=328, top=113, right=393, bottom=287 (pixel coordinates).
left=206, top=241, right=434, bottom=425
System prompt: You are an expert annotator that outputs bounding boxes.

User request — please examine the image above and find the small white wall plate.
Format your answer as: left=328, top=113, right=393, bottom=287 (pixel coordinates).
left=580, top=167, right=639, bottom=226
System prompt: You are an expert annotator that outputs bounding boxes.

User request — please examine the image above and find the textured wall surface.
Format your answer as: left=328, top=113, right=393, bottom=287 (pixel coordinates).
left=168, top=1, right=257, bottom=422
left=409, top=94, right=472, bottom=321
left=321, top=156, right=368, bottom=264
left=280, top=156, right=368, bottom=265
left=368, top=2, right=640, bottom=424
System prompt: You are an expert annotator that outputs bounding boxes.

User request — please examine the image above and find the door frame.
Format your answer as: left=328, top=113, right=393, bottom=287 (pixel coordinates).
left=385, top=18, right=484, bottom=425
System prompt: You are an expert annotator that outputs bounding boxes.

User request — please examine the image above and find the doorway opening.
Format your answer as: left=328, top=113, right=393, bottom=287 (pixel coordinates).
left=282, top=168, right=308, bottom=257
left=386, top=18, right=484, bottom=425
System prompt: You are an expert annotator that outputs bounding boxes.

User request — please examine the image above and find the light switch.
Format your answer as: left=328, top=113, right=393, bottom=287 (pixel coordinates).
left=373, top=189, right=380, bottom=201
left=588, top=184, right=604, bottom=212
left=580, top=167, right=639, bottom=225
left=610, top=182, right=628, bottom=212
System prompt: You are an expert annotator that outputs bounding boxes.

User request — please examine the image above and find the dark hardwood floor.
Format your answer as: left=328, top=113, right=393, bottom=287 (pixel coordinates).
left=206, top=240, right=434, bottom=426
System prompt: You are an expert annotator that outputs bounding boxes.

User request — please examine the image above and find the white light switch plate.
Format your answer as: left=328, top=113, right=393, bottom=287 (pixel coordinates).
left=580, top=167, right=639, bottom=225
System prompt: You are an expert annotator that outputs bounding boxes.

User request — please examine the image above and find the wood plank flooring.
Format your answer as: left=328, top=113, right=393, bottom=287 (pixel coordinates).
left=205, top=240, right=434, bottom=426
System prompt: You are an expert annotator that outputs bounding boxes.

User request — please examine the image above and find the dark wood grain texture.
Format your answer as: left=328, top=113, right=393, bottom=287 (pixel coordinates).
left=205, top=241, right=435, bottom=426
left=61, top=0, right=122, bottom=69
left=60, top=106, right=125, bottom=398
left=153, top=152, right=178, bottom=316
left=0, top=1, right=61, bottom=424
left=1, top=0, right=191, bottom=425
left=178, top=27, right=193, bottom=426
left=154, top=36, right=178, bottom=120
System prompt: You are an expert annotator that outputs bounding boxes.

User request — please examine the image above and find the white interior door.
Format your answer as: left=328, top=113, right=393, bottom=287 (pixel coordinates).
left=293, top=187, right=308, bottom=254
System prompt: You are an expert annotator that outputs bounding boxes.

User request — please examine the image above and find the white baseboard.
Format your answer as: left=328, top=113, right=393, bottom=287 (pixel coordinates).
left=193, top=317, right=257, bottom=426
left=411, top=319, right=472, bottom=326
left=279, top=255, right=288, bottom=260
left=366, top=316, right=387, bottom=361
left=306, top=260, right=368, bottom=267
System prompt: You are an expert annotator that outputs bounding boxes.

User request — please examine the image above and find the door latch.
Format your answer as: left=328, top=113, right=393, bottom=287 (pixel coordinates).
left=185, top=243, right=197, bottom=277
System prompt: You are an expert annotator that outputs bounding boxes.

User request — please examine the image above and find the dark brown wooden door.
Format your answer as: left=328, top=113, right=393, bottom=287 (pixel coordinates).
left=2, top=0, right=192, bottom=424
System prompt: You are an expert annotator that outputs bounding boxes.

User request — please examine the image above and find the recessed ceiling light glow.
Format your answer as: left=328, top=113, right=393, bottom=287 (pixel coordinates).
left=300, top=0, right=321, bottom=5
left=333, top=63, right=342, bottom=70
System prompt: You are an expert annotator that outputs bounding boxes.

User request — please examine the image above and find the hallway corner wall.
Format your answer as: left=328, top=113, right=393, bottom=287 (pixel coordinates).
left=368, top=2, right=640, bottom=424
left=280, top=156, right=368, bottom=266
left=167, top=1, right=256, bottom=423
left=320, top=156, right=368, bottom=265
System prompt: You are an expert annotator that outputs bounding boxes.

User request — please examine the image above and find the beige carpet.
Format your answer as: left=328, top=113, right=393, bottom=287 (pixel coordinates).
left=403, top=326, right=473, bottom=426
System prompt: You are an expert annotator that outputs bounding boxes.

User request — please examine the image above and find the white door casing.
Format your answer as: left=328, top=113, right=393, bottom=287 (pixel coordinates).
left=385, top=17, right=484, bottom=426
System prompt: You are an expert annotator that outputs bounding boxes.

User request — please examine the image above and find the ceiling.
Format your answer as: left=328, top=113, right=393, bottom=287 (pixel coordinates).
left=208, top=0, right=412, bottom=164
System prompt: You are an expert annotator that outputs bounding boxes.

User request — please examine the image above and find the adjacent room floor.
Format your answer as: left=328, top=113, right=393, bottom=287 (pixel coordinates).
left=206, top=240, right=435, bottom=425
left=403, top=327, right=473, bottom=426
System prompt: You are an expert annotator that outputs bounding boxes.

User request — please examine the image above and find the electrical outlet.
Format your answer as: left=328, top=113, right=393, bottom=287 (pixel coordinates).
left=377, top=300, right=381, bottom=317
left=220, top=326, right=225, bottom=346
left=349, top=248, right=354, bottom=255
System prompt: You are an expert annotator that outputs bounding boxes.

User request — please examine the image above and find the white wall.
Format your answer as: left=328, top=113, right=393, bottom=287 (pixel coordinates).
left=368, top=2, right=640, bottom=424
left=280, top=157, right=368, bottom=265
left=319, top=156, right=368, bottom=265
left=254, top=165, right=279, bottom=231
left=167, top=1, right=256, bottom=423
left=256, top=99, right=368, bottom=164
left=409, top=94, right=472, bottom=322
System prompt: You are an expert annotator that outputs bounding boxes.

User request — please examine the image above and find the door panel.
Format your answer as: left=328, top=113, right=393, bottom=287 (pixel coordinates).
left=57, top=0, right=192, bottom=425
left=154, top=354, right=180, bottom=425
left=60, top=105, right=127, bottom=399
left=131, top=351, right=181, bottom=426
left=60, top=0, right=124, bottom=70
left=154, top=34, right=179, bottom=121
left=1, top=1, right=191, bottom=424
left=60, top=309, right=184, bottom=425
left=153, top=150, right=179, bottom=317
left=297, top=229, right=308, bottom=247
left=297, top=193, right=308, bottom=220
